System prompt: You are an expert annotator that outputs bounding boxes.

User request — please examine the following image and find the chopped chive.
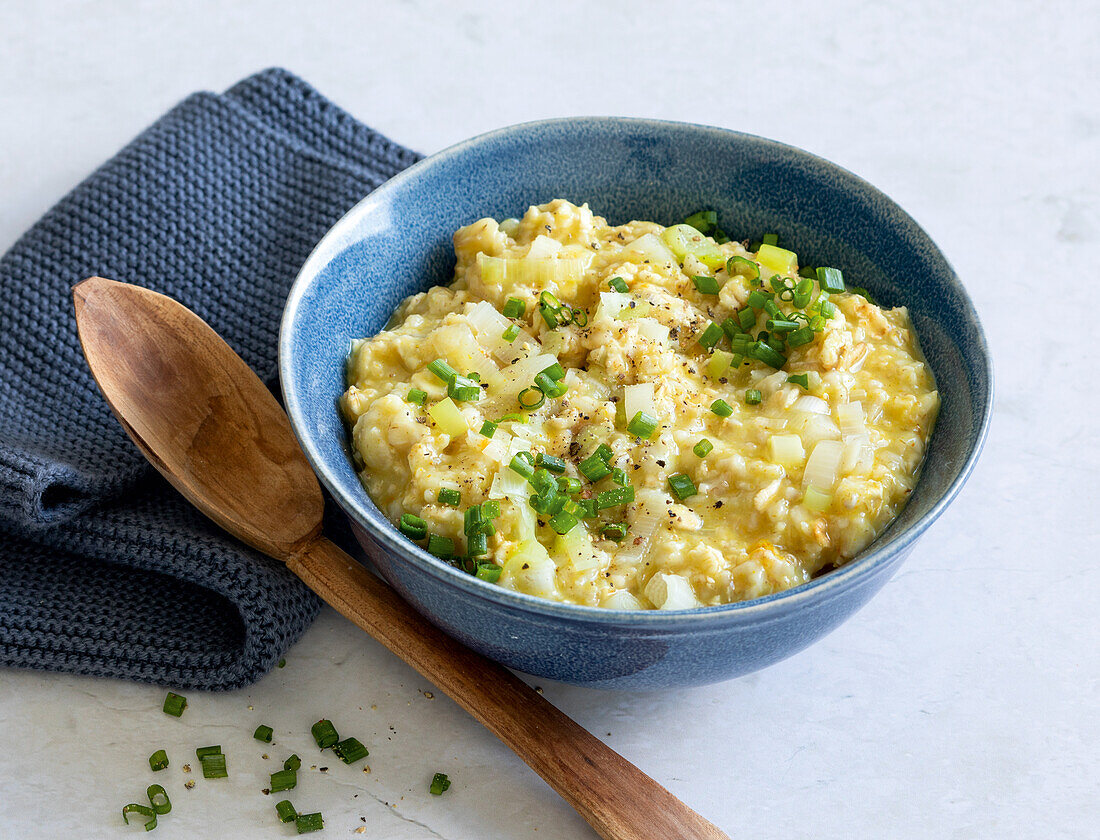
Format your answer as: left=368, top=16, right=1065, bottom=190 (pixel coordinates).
left=626, top=410, right=659, bottom=439
left=788, top=373, right=811, bottom=389
left=720, top=317, right=742, bottom=339
left=766, top=319, right=799, bottom=332
left=611, top=467, right=629, bottom=487
left=148, top=749, right=169, bottom=772
left=463, top=506, right=483, bottom=535
left=750, top=341, right=787, bottom=369
left=763, top=299, right=782, bottom=320
left=502, top=324, right=521, bottom=342
left=548, top=511, right=580, bottom=534
left=668, top=473, right=697, bottom=501
left=608, top=276, right=629, bottom=293
left=746, top=289, right=771, bottom=310
left=195, top=745, right=222, bottom=760
left=447, top=374, right=481, bottom=402
left=816, top=266, right=846, bottom=293
left=818, top=299, right=838, bottom=319
left=787, top=326, right=816, bottom=347
left=530, top=468, right=557, bottom=495
left=427, top=359, right=458, bottom=383
left=540, top=303, right=559, bottom=328
left=311, top=719, right=339, bottom=750
left=296, top=812, right=324, bottom=834
left=692, top=275, right=720, bottom=295
left=333, top=737, right=369, bottom=764
left=122, top=803, right=157, bottom=831
left=162, top=692, right=187, bottom=717
left=579, top=453, right=612, bottom=481
left=577, top=498, right=599, bottom=519
left=738, top=307, right=757, bottom=331
left=745, top=389, right=762, bottom=405
left=406, top=388, right=427, bottom=406
left=534, top=371, right=568, bottom=398
left=601, top=522, right=628, bottom=542
left=539, top=362, right=566, bottom=381
left=693, top=439, right=713, bottom=458
left=482, top=499, right=501, bottom=519
left=726, top=255, right=759, bottom=281
left=200, top=753, right=228, bottom=779
left=270, top=768, right=297, bottom=792
left=697, top=322, right=724, bottom=350
left=502, top=297, right=526, bottom=318
left=683, top=209, right=717, bottom=233
left=536, top=452, right=567, bottom=474
left=254, top=725, right=274, bottom=743
left=437, top=487, right=461, bottom=506
left=399, top=513, right=427, bottom=540
left=284, top=754, right=301, bottom=771
left=761, top=233, right=779, bottom=247
left=476, top=562, right=502, bottom=582
left=275, top=800, right=297, bottom=824
left=518, top=387, right=546, bottom=410
left=710, top=399, right=733, bottom=417
left=557, top=476, right=582, bottom=495
left=847, top=285, right=875, bottom=302
left=509, top=451, right=535, bottom=478
left=467, top=531, right=489, bottom=557
left=539, top=290, right=562, bottom=310
left=479, top=420, right=498, bottom=438
left=593, top=444, right=614, bottom=462
left=596, top=486, right=635, bottom=510
left=429, top=773, right=452, bottom=796
left=147, top=784, right=171, bottom=815
left=798, top=265, right=817, bottom=279
left=793, top=277, right=814, bottom=308
left=427, top=534, right=454, bottom=558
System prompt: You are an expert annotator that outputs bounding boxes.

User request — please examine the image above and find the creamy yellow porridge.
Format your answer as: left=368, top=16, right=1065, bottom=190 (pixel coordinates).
left=341, top=200, right=939, bottom=609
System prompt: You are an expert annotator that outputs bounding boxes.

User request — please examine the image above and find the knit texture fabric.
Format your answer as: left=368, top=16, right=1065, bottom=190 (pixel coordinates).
left=0, top=69, right=419, bottom=690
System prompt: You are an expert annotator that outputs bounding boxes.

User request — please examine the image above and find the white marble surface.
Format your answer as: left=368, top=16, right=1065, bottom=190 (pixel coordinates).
left=1, top=1, right=1097, bottom=837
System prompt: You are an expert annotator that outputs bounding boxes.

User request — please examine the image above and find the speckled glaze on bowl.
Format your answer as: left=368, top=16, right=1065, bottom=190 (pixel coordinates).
left=280, top=118, right=992, bottom=689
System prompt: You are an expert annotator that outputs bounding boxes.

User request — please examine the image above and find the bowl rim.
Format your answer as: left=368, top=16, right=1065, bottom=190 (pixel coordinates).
left=279, top=115, right=994, bottom=626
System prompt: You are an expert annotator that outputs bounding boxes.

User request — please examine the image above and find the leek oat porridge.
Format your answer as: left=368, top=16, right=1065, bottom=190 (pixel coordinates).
left=341, top=200, right=939, bottom=609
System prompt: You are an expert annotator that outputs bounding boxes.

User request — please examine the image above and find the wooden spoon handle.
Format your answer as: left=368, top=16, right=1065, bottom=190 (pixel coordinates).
left=288, top=536, right=729, bottom=840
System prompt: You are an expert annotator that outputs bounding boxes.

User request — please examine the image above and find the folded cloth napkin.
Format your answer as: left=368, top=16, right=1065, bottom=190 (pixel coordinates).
left=0, top=69, right=420, bottom=690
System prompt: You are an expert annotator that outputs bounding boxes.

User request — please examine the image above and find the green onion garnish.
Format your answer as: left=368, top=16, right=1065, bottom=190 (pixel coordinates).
left=429, top=773, right=452, bottom=796
left=720, top=316, right=742, bottom=339
left=626, top=410, right=658, bottom=439
left=788, top=373, right=810, bottom=389
left=601, top=522, right=628, bottom=542
left=399, top=513, right=427, bottom=540
left=726, top=255, right=759, bottom=281
left=447, top=374, right=481, bottom=402
left=557, top=476, right=582, bottom=495
left=608, top=276, right=629, bottom=293
left=578, top=499, right=599, bottom=519
left=763, top=299, right=782, bottom=320
left=406, top=388, right=427, bottom=406
left=750, top=341, right=787, bottom=369
left=147, top=784, right=171, bottom=815
left=437, top=487, right=461, bottom=506
left=333, top=737, right=369, bottom=764
left=787, top=326, right=815, bottom=347
left=539, top=304, right=559, bottom=328
left=692, top=275, right=720, bottom=295
left=296, top=812, right=324, bottom=834
left=571, top=307, right=589, bottom=327
left=793, top=277, right=814, bottom=308
left=284, top=754, right=301, bottom=771
left=798, top=265, right=817, bottom=279
left=427, top=359, right=458, bottom=383
left=761, top=233, right=779, bottom=247
left=467, top=531, right=489, bottom=557
left=847, top=285, right=875, bottom=302
left=540, top=362, right=566, bottom=381
left=596, top=486, right=635, bottom=510
left=683, top=209, right=717, bottom=233
left=536, top=452, right=567, bottom=474
left=311, top=719, right=339, bottom=750
left=593, top=444, right=613, bottom=461
left=745, top=389, right=762, bottom=405
left=463, top=506, right=483, bottom=535
left=148, top=749, right=169, bottom=772
left=611, top=467, right=629, bottom=486
left=747, top=289, right=770, bottom=310
left=530, top=468, right=557, bottom=495
left=476, top=562, right=502, bottom=582
left=509, top=451, right=535, bottom=478
left=270, top=768, right=297, bottom=792
left=200, top=753, right=228, bottom=779
left=766, top=319, right=798, bottom=333
left=738, top=307, right=757, bottom=331
left=162, top=692, right=187, bottom=717
left=479, top=421, right=498, bottom=439
left=122, top=803, right=157, bottom=831
left=275, top=800, right=297, bottom=824
left=254, top=725, right=274, bottom=743
left=518, top=387, right=546, bottom=410
left=668, top=473, right=697, bottom=500
left=534, top=371, right=568, bottom=398
left=502, top=297, right=526, bottom=318
left=427, top=534, right=454, bottom=557
left=548, top=511, right=580, bottom=534
left=693, top=439, right=713, bottom=458
left=482, top=499, right=501, bottom=519
left=710, top=399, right=733, bottom=417
left=195, top=745, right=222, bottom=760
left=697, top=322, right=724, bottom=350
left=502, top=324, right=521, bottom=342
left=816, top=266, right=846, bottom=293
left=818, top=299, right=837, bottom=319
left=579, top=453, right=611, bottom=481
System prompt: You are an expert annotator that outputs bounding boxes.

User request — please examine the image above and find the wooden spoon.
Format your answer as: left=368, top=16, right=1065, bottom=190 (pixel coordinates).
left=73, top=276, right=728, bottom=840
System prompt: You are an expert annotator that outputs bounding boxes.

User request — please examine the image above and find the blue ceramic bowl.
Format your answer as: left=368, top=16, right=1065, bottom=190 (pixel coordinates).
left=280, top=118, right=992, bottom=689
